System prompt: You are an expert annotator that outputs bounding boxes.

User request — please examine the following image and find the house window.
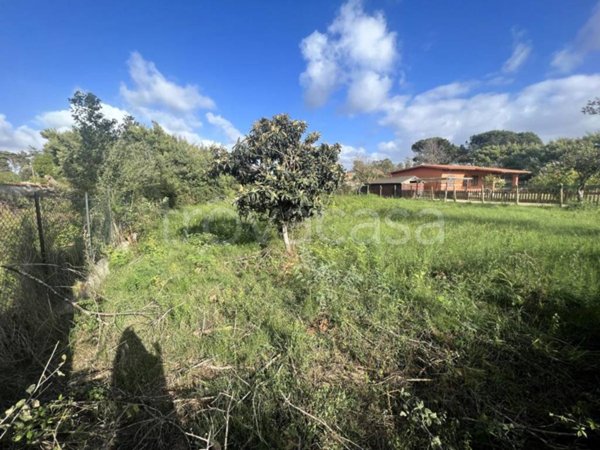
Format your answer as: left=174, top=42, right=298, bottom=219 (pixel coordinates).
left=463, top=175, right=478, bottom=188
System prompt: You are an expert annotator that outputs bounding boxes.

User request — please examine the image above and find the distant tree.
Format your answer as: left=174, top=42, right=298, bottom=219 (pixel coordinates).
left=397, top=157, right=414, bottom=170
left=582, top=97, right=600, bottom=115
left=411, top=137, right=458, bottom=164
left=466, top=130, right=543, bottom=150
left=0, top=151, right=14, bottom=173
left=31, top=151, right=60, bottom=179
left=528, top=162, right=580, bottom=191
left=216, top=114, right=344, bottom=253
left=482, top=174, right=505, bottom=192
left=558, top=134, right=600, bottom=201
left=498, top=143, right=556, bottom=174
left=0, top=150, right=33, bottom=180
left=460, top=131, right=544, bottom=168
left=101, top=121, right=225, bottom=208
left=60, top=91, right=119, bottom=192
left=352, top=158, right=397, bottom=183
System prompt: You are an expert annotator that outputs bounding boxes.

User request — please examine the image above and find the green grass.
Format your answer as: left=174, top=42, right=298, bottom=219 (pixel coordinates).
left=59, top=196, right=600, bottom=448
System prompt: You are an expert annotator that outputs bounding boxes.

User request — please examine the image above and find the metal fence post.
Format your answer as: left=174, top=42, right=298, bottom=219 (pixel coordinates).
left=85, top=192, right=93, bottom=262
left=33, top=192, right=47, bottom=265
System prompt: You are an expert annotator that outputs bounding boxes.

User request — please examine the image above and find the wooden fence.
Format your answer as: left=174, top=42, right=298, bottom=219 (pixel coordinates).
left=362, top=184, right=600, bottom=206
left=422, top=187, right=600, bottom=206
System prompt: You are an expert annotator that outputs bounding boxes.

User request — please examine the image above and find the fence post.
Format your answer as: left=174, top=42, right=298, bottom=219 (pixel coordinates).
left=481, top=185, right=485, bottom=203
left=379, top=185, right=382, bottom=197
left=107, top=187, right=113, bottom=242
left=430, top=186, right=434, bottom=200
left=559, top=184, right=564, bottom=207
left=33, top=192, right=47, bottom=265
left=453, top=185, right=457, bottom=202
left=85, top=192, right=93, bottom=262
left=393, top=184, right=397, bottom=198
left=444, top=182, right=448, bottom=202
left=515, top=184, right=519, bottom=205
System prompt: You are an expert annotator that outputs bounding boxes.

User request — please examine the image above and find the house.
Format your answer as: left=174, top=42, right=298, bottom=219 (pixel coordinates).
left=388, top=164, right=531, bottom=192
left=362, top=175, right=422, bottom=197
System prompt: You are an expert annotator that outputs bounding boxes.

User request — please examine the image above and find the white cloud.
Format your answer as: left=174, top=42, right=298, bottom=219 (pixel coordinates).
left=551, top=2, right=600, bottom=73
left=0, top=114, right=45, bottom=152
left=502, top=30, right=532, bottom=73
left=35, top=109, right=73, bottom=131
left=118, top=52, right=239, bottom=147
left=329, top=0, right=397, bottom=73
left=35, top=103, right=130, bottom=132
left=502, top=42, right=531, bottom=73
left=206, top=112, right=242, bottom=144
left=121, top=52, right=215, bottom=112
left=1, top=53, right=236, bottom=152
left=347, top=71, right=393, bottom=113
left=378, top=74, right=600, bottom=155
left=339, top=143, right=390, bottom=169
left=299, top=0, right=398, bottom=112
left=300, top=31, right=339, bottom=108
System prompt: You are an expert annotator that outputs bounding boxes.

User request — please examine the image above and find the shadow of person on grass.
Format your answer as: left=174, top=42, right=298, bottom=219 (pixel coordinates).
left=111, top=327, right=187, bottom=449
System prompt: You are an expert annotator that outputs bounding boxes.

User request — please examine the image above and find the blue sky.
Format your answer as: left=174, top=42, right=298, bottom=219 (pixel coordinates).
left=1, top=0, right=600, bottom=166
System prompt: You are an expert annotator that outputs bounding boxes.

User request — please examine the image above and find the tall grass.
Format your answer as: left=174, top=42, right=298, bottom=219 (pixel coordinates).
left=5, top=195, right=600, bottom=448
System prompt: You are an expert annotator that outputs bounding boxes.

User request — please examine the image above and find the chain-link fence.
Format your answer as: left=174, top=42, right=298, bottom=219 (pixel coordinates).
left=0, top=184, right=93, bottom=403
left=0, top=188, right=42, bottom=312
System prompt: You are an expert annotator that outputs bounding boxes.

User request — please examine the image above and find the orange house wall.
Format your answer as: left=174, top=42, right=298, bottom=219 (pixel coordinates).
left=390, top=167, right=520, bottom=191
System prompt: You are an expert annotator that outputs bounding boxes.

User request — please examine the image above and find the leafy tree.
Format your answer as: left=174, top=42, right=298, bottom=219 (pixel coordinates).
left=582, top=97, right=600, bottom=115
left=559, top=134, right=600, bottom=201
left=466, top=130, right=543, bottom=150
left=352, top=158, right=397, bottom=183
left=101, top=121, right=226, bottom=207
left=60, top=91, right=119, bottom=192
left=482, top=174, right=505, bottom=192
left=98, top=121, right=231, bottom=233
left=411, top=137, right=458, bottom=164
left=31, top=151, right=61, bottom=179
left=528, top=162, right=579, bottom=191
left=0, top=150, right=33, bottom=180
left=0, top=151, right=13, bottom=173
left=499, top=143, right=556, bottom=174
left=216, top=114, right=344, bottom=253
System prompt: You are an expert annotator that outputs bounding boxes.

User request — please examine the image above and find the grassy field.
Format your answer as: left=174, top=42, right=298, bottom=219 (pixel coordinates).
left=57, top=196, right=600, bottom=448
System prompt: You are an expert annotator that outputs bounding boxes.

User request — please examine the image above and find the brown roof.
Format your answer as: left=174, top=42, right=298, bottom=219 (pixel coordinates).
left=391, top=164, right=530, bottom=175
left=368, top=175, right=421, bottom=184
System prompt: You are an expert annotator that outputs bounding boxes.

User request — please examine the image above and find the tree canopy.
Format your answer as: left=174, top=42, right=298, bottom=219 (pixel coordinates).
left=558, top=134, right=600, bottom=200
left=60, top=91, right=120, bottom=192
left=582, top=97, right=600, bottom=115
left=352, top=158, right=400, bottom=183
left=411, top=137, right=459, bottom=164
left=466, top=130, right=543, bottom=150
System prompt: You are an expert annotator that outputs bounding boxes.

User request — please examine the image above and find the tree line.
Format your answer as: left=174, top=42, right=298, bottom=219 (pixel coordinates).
left=0, top=92, right=344, bottom=251
left=352, top=129, right=600, bottom=199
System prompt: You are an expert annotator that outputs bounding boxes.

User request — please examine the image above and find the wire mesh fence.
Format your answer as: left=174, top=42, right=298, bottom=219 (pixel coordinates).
left=0, top=186, right=95, bottom=313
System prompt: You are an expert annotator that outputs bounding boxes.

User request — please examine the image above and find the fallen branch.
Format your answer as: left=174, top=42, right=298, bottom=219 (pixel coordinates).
left=281, top=393, right=361, bottom=450
left=1, top=264, right=151, bottom=320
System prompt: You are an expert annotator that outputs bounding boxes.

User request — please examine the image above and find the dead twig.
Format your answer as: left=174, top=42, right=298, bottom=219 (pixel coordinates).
left=1, top=264, right=152, bottom=320
left=281, top=393, right=361, bottom=450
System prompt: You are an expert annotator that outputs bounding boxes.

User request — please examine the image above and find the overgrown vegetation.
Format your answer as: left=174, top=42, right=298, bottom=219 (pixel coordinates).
left=3, top=196, right=598, bottom=449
